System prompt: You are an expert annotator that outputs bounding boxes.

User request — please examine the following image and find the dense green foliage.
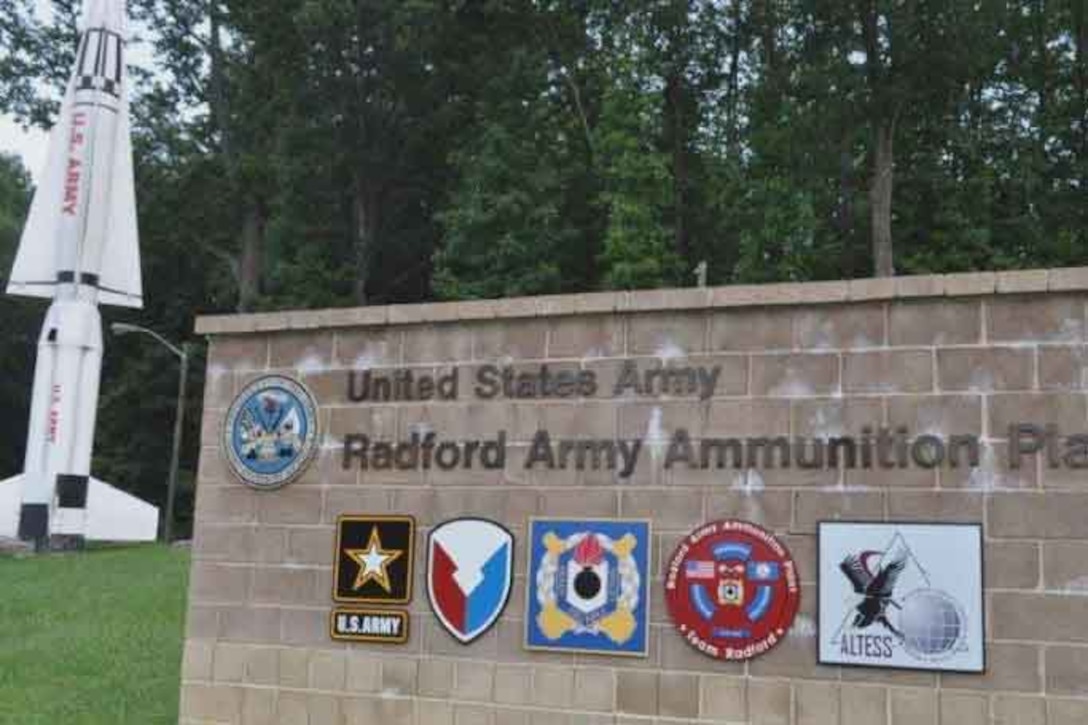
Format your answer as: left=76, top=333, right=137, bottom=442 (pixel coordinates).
left=0, top=2, right=1084, bottom=518
left=0, top=546, right=190, bottom=724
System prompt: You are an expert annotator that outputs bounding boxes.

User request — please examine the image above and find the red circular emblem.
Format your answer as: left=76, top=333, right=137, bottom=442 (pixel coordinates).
left=665, top=519, right=800, bottom=661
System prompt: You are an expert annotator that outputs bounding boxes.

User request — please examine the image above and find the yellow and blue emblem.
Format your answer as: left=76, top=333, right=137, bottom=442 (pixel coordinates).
left=223, top=375, right=319, bottom=490
left=525, top=518, right=651, bottom=657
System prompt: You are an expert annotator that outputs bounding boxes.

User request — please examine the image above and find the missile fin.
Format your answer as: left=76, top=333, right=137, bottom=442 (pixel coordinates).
left=96, top=101, right=142, bottom=309
left=6, top=118, right=68, bottom=300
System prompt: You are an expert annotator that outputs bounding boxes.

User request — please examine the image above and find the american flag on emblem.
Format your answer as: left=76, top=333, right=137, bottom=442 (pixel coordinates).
left=685, top=561, right=716, bottom=579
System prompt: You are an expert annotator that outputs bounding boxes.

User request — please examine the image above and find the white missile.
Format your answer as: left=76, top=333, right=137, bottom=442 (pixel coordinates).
left=0, top=0, right=158, bottom=547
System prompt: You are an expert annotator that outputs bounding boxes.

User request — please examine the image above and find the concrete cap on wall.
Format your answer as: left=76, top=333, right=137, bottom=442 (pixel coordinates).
left=194, top=265, right=1088, bottom=336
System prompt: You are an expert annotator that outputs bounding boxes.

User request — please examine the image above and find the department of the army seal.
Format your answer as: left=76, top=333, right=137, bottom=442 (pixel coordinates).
left=223, top=375, right=319, bottom=490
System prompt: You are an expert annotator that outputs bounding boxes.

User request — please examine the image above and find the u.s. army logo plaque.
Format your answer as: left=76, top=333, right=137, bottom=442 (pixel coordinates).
left=333, top=515, right=415, bottom=604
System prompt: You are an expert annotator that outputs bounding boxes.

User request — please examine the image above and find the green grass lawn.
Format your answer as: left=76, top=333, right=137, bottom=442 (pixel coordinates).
left=0, top=546, right=190, bottom=725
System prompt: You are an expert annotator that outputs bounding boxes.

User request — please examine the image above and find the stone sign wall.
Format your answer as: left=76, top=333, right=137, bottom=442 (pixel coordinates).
left=180, top=268, right=1088, bottom=725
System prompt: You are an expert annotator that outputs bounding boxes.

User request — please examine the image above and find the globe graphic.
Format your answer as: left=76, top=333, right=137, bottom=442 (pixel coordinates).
left=899, top=589, right=962, bottom=658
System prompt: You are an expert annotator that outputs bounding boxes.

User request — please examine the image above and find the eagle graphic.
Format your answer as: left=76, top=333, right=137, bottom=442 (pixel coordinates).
left=839, top=551, right=907, bottom=638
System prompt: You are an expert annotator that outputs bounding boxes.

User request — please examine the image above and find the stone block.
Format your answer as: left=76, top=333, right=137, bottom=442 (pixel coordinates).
left=939, top=692, right=988, bottom=725
left=747, top=679, right=790, bottom=725
left=942, top=642, right=1042, bottom=693
left=382, top=658, right=419, bottom=696
left=994, top=592, right=1088, bottom=643
left=705, top=491, right=793, bottom=531
left=269, top=331, right=334, bottom=371
left=795, top=304, right=885, bottom=350
left=531, top=666, right=574, bottom=707
left=277, top=691, right=309, bottom=725
left=843, top=350, right=934, bottom=394
left=887, top=394, right=983, bottom=436
left=454, top=661, right=495, bottom=702
left=250, top=567, right=318, bottom=607
left=243, top=647, right=278, bottom=686
left=711, top=308, right=793, bottom=352
left=896, top=274, right=945, bottom=298
left=193, top=525, right=255, bottom=563
left=988, top=295, right=1084, bottom=343
left=242, top=687, right=275, bottom=725
left=335, top=329, right=401, bottom=368
left=1038, top=345, right=1087, bottom=390
left=310, top=650, right=347, bottom=692
left=937, top=348, right=1033, bottom=392
left=792, top=397, right=884, bottom=438
left=795, top=681, right=840, bottom=725
left=1043, top=541, right=1088, bottom=593
left=474, top=320, right=549, bottom=361
left=1049, top=267, right=1088, bottom=291
left=889, top=299, right=981, bottom=346
left=345, top=653, right=381, bottom=693
left=279, top=648, right=309, bottom=688
left=986, top=541, right=1040, bottom=590
left=698, top=675, right=746, bottom=722
left=991, top=695, right=1046, bottom=725
left=181, top=683, right=244, bottom=722
left=190, top=562, right=251, bottom=604
left=1049, top=699, right=1088, bottom=725
left=840, top=685, right=887, bottom=725
left=628, top=312, right=708, bottom=356
left=256, top=488, right=323, bottom=526
left=792, top=491, right=884, bottom=534
left=195, top=486, right=258, bottom=526
left=570, top=667, right=614, bottom=711
left=704, top=400, right=791, bottom=438
left=494, top=665, right=532, bottom=705
left=998, top=269, right=1050, bottom=293
left=658, top=672, right=699, bottom=719
left=889, top=688, right=936, bottom=725
left=182, top=639, right=215, bottom=681
left=989, top=493, right=1088, bottom=539
left=1046, top=646, right=1088, bottom=695
left=538, top=489, right=618, bottom=518
left=284, top=527, right=335, bottom=567
left=944, top=272, right=996, bottom=297
left=279, top=608, right=328, bottom=647
left=848, top=277, right=897, bottom=302
left=219, top=605, right=281, bottom=645
left=547, top=316, right=624, bottom=359
left=616, top=670, right=658, bottom=716
left=212, top=643, right=248, bottom=683
left=402, top=324, right=473, bottom=363
left=620, top=489, right=703, bottom=531
left=208, top=335, right=269, bottom=372
left=329, top=404, right=400, bottom=441
left=454, top=704, right=494, bottom=725
left=989, top=392, right=1088, bottom=432
left=886, top=490, right=983, bottom=522
left=750, top=353, right=840, bottom=397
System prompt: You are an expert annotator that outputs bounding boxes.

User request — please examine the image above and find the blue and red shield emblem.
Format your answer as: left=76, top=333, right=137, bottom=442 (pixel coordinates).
left=427, top=518, right=514, bottom=644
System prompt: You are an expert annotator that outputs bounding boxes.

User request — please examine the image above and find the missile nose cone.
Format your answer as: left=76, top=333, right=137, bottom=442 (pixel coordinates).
left=79, top=0, right=126, bottom=32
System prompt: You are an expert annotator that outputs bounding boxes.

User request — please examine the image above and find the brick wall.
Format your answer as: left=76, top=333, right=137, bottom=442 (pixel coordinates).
left=181, top=268, right=1088, bottom=725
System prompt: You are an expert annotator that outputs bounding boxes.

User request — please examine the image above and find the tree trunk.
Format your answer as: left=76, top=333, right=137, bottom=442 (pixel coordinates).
left=352, top=180, right=381, bottom=306
left=238, top=199, right=265, bottom=312
left=665, top=71, right=690, bottom=263
left=869, top=120, right=895, bottom=277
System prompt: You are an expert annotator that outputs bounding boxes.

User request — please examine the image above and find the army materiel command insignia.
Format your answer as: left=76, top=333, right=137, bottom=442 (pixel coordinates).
left=665, top=519, right=800, bottom=661
left=525, top=518, right=651, bottom=657
left=330, top=608, right=409, bottom=644
left=428, top=518, right=514, bottom=644
left=224, top=375, right=319, bottom=490
left=334, top=515, right=415, bottom=603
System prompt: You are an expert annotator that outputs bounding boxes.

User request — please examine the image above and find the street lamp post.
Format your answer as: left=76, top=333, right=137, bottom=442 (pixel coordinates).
left=110, top=322, right=189, bottom=543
